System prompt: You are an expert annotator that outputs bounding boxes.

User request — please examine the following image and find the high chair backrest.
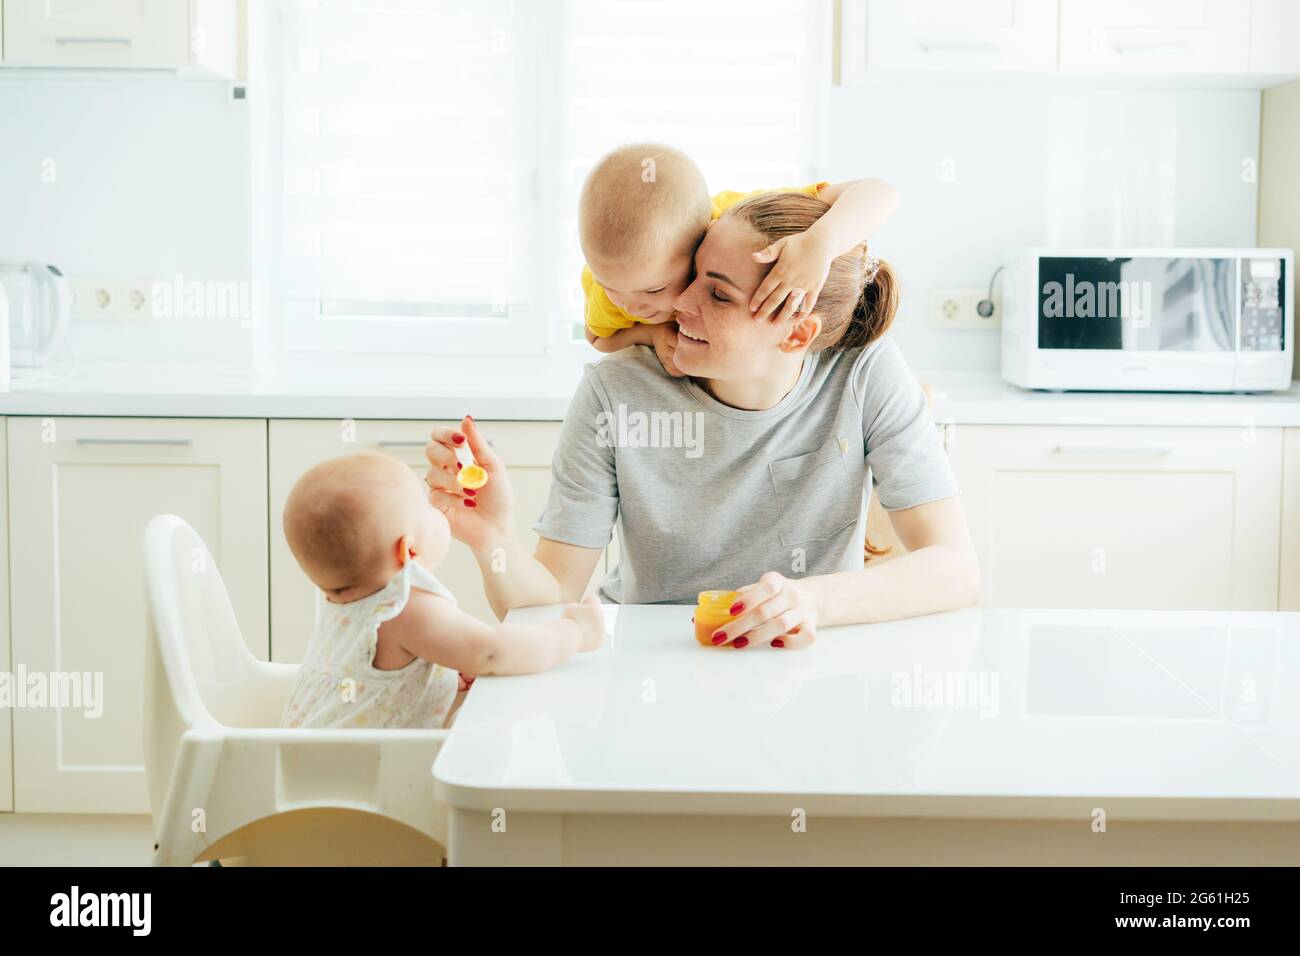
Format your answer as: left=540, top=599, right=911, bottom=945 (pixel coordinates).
left=143, top=514, right=259, bottom=814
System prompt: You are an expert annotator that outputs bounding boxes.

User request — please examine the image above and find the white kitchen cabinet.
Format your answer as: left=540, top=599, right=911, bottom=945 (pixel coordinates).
left=268, top=420, right=606, bottom=664
left=0, top=418, right=10, bottom=813
left=1281, top=428, right=1300, bottom=611
left=1058, top=0, right=1251, bottom=74
left=1251, top=0, right=1300, bottom=73
left=1, top=0, right=237, bottom=75
left=843, top=0, right=1060, bottom=76
left=8, top=417, right=267, bottom=814
left=948, top=424, right=1283, bottom=610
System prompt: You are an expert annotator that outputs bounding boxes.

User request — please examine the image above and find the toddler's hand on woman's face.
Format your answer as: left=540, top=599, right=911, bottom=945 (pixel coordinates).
left=424, top=415, right=514, bottom=553
left=749, top=230, right=835, bottom=323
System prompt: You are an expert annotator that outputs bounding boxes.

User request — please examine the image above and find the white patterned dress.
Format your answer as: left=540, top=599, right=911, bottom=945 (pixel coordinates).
left=280, top=560, right=461, bottom=730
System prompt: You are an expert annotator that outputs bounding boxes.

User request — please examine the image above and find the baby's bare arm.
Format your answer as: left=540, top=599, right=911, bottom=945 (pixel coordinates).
left=379, top=588, right=603, bottom=676
left=588, top=324, right=653, bottom=352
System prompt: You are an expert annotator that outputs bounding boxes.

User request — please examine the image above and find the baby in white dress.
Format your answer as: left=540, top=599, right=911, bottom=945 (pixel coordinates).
left=279, top=451, right=604, bottom=730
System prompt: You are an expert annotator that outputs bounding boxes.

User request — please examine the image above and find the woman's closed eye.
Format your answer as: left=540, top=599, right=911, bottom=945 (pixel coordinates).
left=711, top=287, right=730, bottom=303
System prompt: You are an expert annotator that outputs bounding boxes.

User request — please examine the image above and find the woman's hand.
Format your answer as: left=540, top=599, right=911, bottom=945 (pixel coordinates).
left=749, top=230, right=835, bottom=322
left=714, top=571, right=818, bottom=649
left=425, top=415, right=514, bottom=554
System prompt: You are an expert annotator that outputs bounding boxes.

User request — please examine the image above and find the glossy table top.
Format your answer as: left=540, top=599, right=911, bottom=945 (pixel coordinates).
left=432, top=606, right=1300, bottom=820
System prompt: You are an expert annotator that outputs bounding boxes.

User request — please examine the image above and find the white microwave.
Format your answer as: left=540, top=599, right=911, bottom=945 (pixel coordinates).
left=1001, top=248, right=1294, bottom=392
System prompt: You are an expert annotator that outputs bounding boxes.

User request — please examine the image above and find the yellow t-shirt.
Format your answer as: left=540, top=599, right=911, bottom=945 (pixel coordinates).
left=582, top=181, right=828, bottom=338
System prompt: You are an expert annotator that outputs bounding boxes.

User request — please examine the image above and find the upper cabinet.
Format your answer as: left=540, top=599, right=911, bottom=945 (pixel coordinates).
left=1059, top=0, right=1249, bottom=74
left=0, top=0, right=238, bottom=76
left=1249, top=0, right=1300, bottom=73
left=851, top=0, right=1059, bottom=73
left=841, top=0, right=1300, bottom=83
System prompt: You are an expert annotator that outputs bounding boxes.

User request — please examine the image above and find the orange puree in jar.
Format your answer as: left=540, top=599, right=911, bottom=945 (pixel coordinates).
left=694, top=589, right=741, bottom=645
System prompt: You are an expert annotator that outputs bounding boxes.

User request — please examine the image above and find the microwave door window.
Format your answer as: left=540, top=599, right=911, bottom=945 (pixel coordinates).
left=1040, top=256, right=1234, bottom=352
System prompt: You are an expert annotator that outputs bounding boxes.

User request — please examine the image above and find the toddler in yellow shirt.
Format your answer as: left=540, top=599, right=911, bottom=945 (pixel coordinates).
left=579, top=142, right=901, bottom=376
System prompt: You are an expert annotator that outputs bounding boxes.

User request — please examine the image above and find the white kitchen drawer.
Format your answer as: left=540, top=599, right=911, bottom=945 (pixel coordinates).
left=268, top=419, right=606, bottom=664
left=1, top=0, right=237, bottom=75
left=844, top=0, right=1059, bottom=76
left=1058, top=0, right=1251, bottom=74
left=8, top=416, right=268, bottom=814
left=948, top=424, right=1283, bottom=610
left=1281, top=428, right=1300, bottom=611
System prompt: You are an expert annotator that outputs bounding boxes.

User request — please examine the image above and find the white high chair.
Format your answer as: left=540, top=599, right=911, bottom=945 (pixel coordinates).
left=143, top=514, right=450, bottom=866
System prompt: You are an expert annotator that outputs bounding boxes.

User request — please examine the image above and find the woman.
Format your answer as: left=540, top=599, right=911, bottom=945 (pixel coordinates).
left=425, top=191, right=981, bottom=648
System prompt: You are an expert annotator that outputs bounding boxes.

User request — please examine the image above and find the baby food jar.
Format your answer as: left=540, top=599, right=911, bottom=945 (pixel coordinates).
left=694, top=589, right=741, bottom=645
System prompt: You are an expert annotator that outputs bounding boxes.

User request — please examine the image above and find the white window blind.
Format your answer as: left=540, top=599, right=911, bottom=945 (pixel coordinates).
left=258, top=0, right=826, bottom=358
left=555, top=0, right=826, bottom=345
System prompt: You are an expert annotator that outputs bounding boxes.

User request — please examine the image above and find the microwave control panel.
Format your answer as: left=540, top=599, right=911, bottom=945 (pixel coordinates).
left=1240, top=257, right=1285, bottom=352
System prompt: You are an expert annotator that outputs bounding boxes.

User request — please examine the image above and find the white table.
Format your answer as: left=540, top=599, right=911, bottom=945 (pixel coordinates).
left=432, top=605, right=1300, bottom=865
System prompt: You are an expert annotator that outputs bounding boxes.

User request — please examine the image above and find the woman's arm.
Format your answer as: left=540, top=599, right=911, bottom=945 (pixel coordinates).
left=715, top=497, right=980, bottom=648
left=466, top=528, right=603, bottom=619
left=806, top=496, right=981, bottom=626
left=426, top=371, right=618, bottom=618
left=426, top=417, right=600, bottom=619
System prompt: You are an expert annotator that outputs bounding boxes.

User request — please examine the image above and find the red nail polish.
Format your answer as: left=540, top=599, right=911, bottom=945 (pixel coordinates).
left=464, top=499, right=476, bottom=508
left=464, top=487, right=476, bottom=496
left=455, top=461, right=462, bottom=470
left=729, top=602, right=744, bottom=615
left=452, top=433, right=465, bottom=445
left=711, top=631, right=726, bottom=645
left=733, top=637, right=749, bottom=648
left=771, top=639, right=785, bottom=648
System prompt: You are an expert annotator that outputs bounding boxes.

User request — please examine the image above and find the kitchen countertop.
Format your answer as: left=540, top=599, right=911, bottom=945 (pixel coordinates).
left=1, top=359, right=1297, bottom=426
left=433, top=605, right=1300, bottom=822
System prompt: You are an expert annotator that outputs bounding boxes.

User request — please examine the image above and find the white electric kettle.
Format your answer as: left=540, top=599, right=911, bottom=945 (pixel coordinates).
left=0, top=261, right=72, bottom=368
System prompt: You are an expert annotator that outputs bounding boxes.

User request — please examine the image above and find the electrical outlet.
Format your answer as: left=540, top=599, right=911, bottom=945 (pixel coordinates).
left=930, top=287, right=1001, bottom=331
left=71, top=278, right=156, bottom=319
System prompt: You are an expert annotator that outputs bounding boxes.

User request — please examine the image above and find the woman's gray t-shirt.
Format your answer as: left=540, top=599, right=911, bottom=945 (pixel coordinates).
left=533, top=337, right=958, bottom=605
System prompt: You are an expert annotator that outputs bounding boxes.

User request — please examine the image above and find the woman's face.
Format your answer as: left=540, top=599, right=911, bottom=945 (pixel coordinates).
left=671, top=216, right=815, bottom=380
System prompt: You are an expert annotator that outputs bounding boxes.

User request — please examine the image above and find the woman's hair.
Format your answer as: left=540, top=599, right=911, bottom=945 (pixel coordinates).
left=725, top=191, right=898, bottom=352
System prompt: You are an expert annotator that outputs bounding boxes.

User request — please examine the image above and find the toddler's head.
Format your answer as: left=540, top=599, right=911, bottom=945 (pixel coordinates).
left=579, top=142, right=710, bottom=323
left=283, top=452, right=450, bottom=603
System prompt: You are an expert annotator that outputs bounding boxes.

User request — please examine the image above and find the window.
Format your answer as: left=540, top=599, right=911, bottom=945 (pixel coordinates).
left=252, top=0, right=828, bottom=360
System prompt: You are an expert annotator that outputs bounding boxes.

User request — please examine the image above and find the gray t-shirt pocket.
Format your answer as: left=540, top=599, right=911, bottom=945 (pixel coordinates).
left=768, top=437, right=861, bottom=546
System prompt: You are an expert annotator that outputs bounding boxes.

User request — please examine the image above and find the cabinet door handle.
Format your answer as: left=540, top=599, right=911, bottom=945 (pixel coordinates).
left=918, top=41, right=1001, bottom=53
left=1111, top=39, right=1191, bottom=55
left=75, top=437, right=193, bottom=447
left=1054, top=444, right=1174, bottom=457
left=54, top=37, right=133, bottom=46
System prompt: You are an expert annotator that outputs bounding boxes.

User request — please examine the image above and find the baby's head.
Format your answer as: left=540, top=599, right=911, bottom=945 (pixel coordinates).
left=579, top=142, right=710, bottom=323
left=283, top=452, right=450, bottom=603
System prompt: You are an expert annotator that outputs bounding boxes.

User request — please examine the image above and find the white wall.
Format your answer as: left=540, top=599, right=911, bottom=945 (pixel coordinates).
left=825, top=85, right=1262, bottom=371
left=0, top=77, right=253, bottom=367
